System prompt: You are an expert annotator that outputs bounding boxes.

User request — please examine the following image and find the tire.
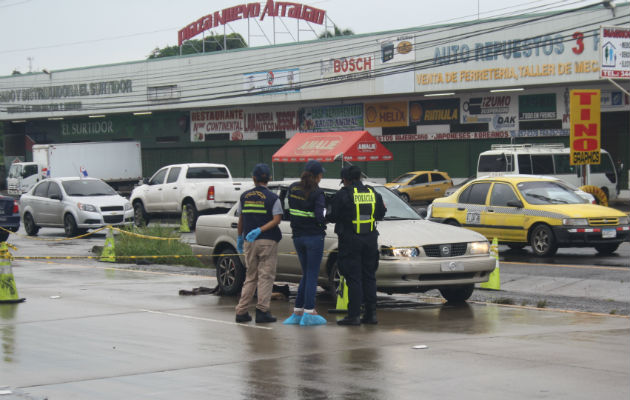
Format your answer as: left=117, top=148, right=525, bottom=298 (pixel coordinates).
left=0, top=230, right=9, bottom=242
left=529, top=224, right=558, bottom=257
left=579, top=185, right=608, bottom=206
left=400, top=193, right=410, bottom=203
left=325, top=257, right=342, bottom=299
left=216, top=251, right=245, bottom=296
left=133, top=201, right=149, bottom=227
left=23, top=212, right=40, bottom=236
left=439, top=284, right=474, bottom=303
left=64, top=214, right=79, bottom=238
left=445, top=219, right=460, bottom=227
left=183, top=201, right=198, bottom=231
left=595, top=243, right=620, bottom=255
left=508, top=244, right=526, bottom=250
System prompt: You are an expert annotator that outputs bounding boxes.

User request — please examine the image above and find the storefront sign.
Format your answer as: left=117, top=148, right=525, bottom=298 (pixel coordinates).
left=378, top=34, right=415, bottom=64
left=61, top=120, right=114, bottom=136
left=320, top=56, right=373, bottom=81
left=518, top=93, right=557, bottom=120
left=461, top=94, right=518, bottom=131
left=570, top=89, right=600, bottom=165
left=243, top=69, right=300, bottom=94
left=409, top=99, right=459, bottom=125
left=600, top=26, right=630, bottom=78
left=178, top=1, right=326, bottom=45
left=378, top=131, right=510, bottom=142
left=298, top=104, right=363, bottom=131
left=364, top=101, right=407, bottom=127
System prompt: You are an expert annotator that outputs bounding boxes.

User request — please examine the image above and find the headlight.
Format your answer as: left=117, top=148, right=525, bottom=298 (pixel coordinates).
left=469, top=241, right=489, bottom=255
left=562, top=218, right=588, bottom=226
left=381, top=246, right=419, bottom=257
left=124, top=202, right=132, bottom=211
left=426, top=204, right=433, bottom=219
left=77, top=203, right=98, bottom=212
left=619, top=216, right=629, bottom=225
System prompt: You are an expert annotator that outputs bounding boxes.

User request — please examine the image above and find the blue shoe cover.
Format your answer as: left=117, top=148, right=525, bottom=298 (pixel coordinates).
left=299, top=313, right=327, bottom=326
left=283, top=313, right=303, bottom=325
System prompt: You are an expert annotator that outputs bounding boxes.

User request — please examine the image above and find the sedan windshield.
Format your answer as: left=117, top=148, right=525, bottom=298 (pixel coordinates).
left=62, top=180, right=117, bottom=196
left=374, top=186, right=421, bottom=220
left=517, top=181, right=586, bottom=205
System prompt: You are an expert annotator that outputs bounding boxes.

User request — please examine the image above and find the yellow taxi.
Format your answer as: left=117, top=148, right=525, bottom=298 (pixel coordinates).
left=427, top=175, right=629, bottom=257
left=385, top=170, right=453, bottom=203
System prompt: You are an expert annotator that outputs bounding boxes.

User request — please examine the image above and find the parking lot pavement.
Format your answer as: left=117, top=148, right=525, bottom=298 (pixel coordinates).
left=1, top=258, right=628, bottom=400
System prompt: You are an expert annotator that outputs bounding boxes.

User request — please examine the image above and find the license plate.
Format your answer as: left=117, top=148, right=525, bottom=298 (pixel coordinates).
left=441, top=261, right=465, bottom=272
left=0, top=217, right=6, bottom=222
left=602, top=228, right=616, bottom=238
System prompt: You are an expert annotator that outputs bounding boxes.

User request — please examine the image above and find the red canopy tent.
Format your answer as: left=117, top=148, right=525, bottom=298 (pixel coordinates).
left=272, top=131, right=393, bottom=163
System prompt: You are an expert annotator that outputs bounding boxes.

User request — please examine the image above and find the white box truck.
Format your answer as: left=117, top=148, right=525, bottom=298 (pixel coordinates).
left=7, top=141, right=142, bottom=196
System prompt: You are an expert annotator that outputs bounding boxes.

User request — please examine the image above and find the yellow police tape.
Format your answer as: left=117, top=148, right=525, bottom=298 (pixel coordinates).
left=0, top=225, right=108, bottom=241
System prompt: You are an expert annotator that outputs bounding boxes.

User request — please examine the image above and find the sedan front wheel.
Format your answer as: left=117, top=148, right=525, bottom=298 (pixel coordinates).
left=529, top=224, right=558, bottom=257
left=64, top=214, right=79, bottom=238
left=216, top=251, right=245, bottom=296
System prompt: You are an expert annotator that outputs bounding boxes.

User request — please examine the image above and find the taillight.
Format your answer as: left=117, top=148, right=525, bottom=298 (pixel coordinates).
left=12, top=200, right=19, bottom=214
left=207, top=186, right=215, bottom=200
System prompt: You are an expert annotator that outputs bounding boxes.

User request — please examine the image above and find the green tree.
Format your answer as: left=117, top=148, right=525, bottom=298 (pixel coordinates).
left=318, top=26, right=354, bottom=39
left=148, top=33, right=248, bottom=59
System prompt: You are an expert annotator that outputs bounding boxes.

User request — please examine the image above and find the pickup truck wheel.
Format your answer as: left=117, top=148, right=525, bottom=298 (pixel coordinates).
left=133, top=202, right=149, bottom=227
left=64, top=214, right=79, bottom=238
left=216, top=251, right=245, bottom=296
left=23, top=213, right=40, bottom=236
left=439, top=284, right=474, bottom=303
left=183, top=202, right=198, bottom=231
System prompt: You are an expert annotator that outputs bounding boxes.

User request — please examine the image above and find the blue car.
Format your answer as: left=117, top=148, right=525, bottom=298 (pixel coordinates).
left=0, top=195, right=20, bottom=242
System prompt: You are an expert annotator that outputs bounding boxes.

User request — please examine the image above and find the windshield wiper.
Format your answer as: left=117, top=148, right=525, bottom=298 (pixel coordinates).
left=526, top=193, right=554, bottom=203
left=384, top=216, right=410, bottom=220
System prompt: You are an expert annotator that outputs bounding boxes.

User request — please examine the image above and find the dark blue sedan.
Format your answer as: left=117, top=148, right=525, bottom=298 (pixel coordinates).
left=0, top=196, right=20, bottom=242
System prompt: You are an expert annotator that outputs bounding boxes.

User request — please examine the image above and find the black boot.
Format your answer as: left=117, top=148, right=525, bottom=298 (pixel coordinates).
left=235, top=312, right=252, bottom=323
left=337, top=315, right=361, bottom=326
left=360, top=304, right=378, bottom=325
left=255, top=308, right=277, bottom=323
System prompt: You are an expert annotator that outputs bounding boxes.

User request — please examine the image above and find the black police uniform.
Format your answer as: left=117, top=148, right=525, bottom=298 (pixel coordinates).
left=287, top=182, right=326, bottom=237
left=328, top=180, right=386, bottom=323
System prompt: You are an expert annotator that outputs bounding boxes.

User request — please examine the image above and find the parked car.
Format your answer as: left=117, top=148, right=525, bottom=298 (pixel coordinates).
left=385, top=170, right=452, bottom=203
left=0, top=195, right=20, bottom=242
left=192, top=179, right=496, bottom=303
left=20, top=177, right=133, bottom=237
left=130, top=163, right=250, bottom=230
left=428, top=176, right=630, bottom=256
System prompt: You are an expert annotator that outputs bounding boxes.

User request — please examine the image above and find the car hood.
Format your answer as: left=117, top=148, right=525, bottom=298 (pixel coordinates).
left=67, top=195, right=128, bottom=206
left=533, top=204, right=627, bottom=218
left=376, top=219, right=487, bottom=246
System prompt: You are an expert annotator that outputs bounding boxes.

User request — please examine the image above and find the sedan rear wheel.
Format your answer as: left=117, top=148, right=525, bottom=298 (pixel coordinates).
left=439, top=284, right=474, bottom=303
left=216, top=251, right=245, bottom=296
left=529, top=224, right=558, bottom=257
left=64, top=214, right=79, bottom=238
left=23, top=213, right=40, bottom=236
left=0, top=230, right=9, bottom=242
left=325, top=258, right=342, bottom=299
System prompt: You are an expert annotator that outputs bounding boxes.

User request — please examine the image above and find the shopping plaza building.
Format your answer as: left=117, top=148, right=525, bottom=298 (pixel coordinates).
left=1, top=2, right=629, bottom=187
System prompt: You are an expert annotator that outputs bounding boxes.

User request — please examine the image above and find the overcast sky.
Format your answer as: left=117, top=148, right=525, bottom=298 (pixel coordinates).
left=0, top=0, right=603, bottom=76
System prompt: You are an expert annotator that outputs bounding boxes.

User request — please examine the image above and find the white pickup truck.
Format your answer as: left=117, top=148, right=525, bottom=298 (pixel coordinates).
left=130, top=163, right=250, bottom=230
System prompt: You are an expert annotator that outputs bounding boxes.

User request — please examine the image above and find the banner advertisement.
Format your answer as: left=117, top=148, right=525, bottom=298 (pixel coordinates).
left=364, top=101, right=408, bottom=127
left=570, top=89, right=601, bottom=165
left=600, top=26, right=630, bottom=78
left=378, top=131, right=510, bottom=142
left=518, top=93, right=557, bottom=120
left=298, top=103, right=363, bottom=131
left=242, top=68, right=300, bottom=94
left=320, top=56, right=374, bottom=82
left=461, top=94, right=518, bottom=132
left=191, top=106, right=299, bottom=141
left=378, top=34, right=415, bottom=64
left=409, top=99, right=459, bottom=125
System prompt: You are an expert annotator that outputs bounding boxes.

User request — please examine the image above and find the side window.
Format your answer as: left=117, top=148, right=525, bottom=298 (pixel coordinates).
left=23, top=164, right=39, bottom=178
left=48, top=182, right=62, bottom=199
left=460, top=183, right=491, bottom=205
left=166, top=167, right=181, bottom=184
left=489, top=183, right=519, bottom=206
left=149, top=169, right=168, bottom=185
left=33, top=181, right=49, bottom=197
left=553, top=154, right=575, bottom=174
left=412, top=174, right=428, bottom=184
left=430, top=173, right=446, bottom=182
left=531, top=155, right=554, bottom=174
left=518, top=154, right=532, bottom=174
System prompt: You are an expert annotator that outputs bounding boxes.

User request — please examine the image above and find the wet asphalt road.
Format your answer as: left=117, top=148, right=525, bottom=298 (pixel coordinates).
left=1, top=225, right=629, bottom=399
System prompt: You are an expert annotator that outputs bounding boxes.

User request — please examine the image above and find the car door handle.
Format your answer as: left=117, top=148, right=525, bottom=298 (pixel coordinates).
left=231, top=223, right=238, bottom=228
left=172, top=187, right=177, bottom=189
left=487, top=209, right=494, bottom=213
left=157, top=188, right=162, bottom=191
left=457, top=207, right=465, bottom=211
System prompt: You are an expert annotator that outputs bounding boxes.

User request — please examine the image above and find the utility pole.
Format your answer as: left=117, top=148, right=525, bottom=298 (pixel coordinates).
left=27, top=57, right=33, bottom=73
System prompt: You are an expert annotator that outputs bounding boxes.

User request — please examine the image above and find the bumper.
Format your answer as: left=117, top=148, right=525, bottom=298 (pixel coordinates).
left=76, top=210, right=134, bottom=228
left=0, top=215, right=21, bottom=230
left=552, top=225, right=630, bottom=245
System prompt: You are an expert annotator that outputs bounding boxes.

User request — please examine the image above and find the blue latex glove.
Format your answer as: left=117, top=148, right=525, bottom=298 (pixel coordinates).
left=245, top=227, right=262, bottom=242
left=237, top=235, right=244, bottom=254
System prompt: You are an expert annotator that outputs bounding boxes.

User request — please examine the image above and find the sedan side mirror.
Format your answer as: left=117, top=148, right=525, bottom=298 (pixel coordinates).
left=142, top=177, right=149, bottom=185
left=506, top=200, right=524, bottom=208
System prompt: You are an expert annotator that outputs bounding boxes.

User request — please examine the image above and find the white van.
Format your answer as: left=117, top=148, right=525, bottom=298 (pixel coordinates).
left=476, top=144, right=619, bottom=201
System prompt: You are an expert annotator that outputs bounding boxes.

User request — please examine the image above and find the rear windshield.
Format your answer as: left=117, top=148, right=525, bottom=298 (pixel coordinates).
left=186, top=167, right=229, bottom=179
left=478, top=154, right=514, bottom=172
left=62, top=180, right=117, bottom=196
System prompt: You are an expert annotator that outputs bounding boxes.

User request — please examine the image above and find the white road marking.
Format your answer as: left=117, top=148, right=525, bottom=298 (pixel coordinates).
left=140, top=309, right=273, bottom=330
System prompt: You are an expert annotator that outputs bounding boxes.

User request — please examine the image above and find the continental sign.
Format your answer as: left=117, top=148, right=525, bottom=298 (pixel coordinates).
left=570, top=89, right=601, bottom=165
left=178, top=1, right=325, bottom=45
left=409, top=99, right=459, bottom=125
left=364, top=101, right=407, bottom=127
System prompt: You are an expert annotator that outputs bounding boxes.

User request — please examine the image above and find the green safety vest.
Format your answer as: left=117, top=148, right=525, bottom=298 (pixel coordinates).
left=352, top=186, right=376, bottom=234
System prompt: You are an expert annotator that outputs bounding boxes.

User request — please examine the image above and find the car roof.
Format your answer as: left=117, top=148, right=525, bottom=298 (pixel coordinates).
left=269, top=179, right=383, bottom=191
left=46, top=177, right=102, bottom=182
left=399, top=170, right=448, bottom=175
left=472, top=175, right=558, bottom=184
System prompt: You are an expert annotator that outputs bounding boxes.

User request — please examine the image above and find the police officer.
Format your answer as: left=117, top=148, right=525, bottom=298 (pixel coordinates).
left=235, top=163, right=283, bottom=324
left=328, top=165, right=386, bottom=326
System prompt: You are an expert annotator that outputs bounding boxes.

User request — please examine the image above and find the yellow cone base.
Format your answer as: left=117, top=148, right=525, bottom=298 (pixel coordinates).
left=480, top=238, right=500, bottom=290
left=180, top=208, right=191, bottom=233
left=328, top=276, right=349, bottom=314
left=1, top=268, right=25, bottom=303
left=99, top=228, right=116, bottom=263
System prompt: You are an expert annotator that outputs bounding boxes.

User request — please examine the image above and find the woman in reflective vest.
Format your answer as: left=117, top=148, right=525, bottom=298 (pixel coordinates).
left=283, top=160, right=328, bottom=326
